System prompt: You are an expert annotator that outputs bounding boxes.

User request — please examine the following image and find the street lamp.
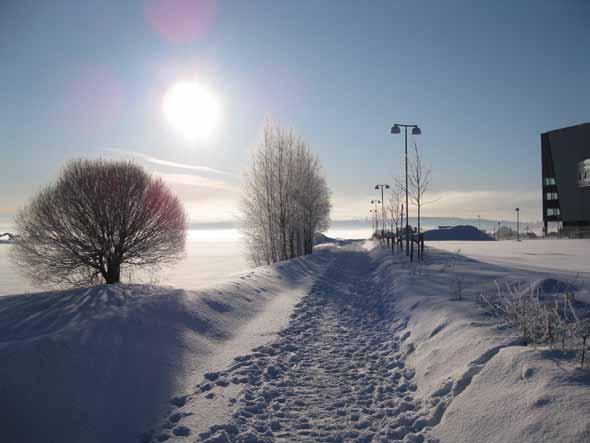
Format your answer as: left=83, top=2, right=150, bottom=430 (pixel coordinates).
left=391, top=123, right=421, bottom=256
left=515, top=208, right=520, bottom=241
left=371, top=200, right=381, bottom=237
left=375, top=184, right=390, bottom=235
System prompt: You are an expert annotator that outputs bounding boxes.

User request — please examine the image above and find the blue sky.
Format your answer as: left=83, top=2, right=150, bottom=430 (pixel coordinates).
left=1, top=0, right=589, bottom=223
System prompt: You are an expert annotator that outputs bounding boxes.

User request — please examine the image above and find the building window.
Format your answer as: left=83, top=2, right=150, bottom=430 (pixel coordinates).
left=544, top=177, right=556, bottom=186
left=578, top=159, right=590, bottom=188
left=547, top=208, right=560, bottom=216
left=545, top=192, right=558, bottom=200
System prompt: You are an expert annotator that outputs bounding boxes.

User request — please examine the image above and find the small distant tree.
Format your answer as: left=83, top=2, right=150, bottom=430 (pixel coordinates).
left=409, top=142, right=432, bottom=235
left=387, top=186, right=403, bottom=249
left=396, top=142, right=432, bottom=235
left=12, top=159, right=187, bottom=287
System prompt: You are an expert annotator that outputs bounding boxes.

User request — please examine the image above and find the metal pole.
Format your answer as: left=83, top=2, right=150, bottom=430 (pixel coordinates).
left=400, top=204, right=404, bottom=252
left=381, top=186, right=385, bottom=236
left=374, top=200, right=380, bottom=237
left=405, top=126, right=409, bottom=256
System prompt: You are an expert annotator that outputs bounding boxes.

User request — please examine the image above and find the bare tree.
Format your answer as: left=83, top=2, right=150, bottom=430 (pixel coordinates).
left=241, top=121, right=330, bottom=265
left=387, top=186, right=403, bottom=250
left=12, top=159, right=187, bottom=286
left=396, top=142, right=431, bottom=235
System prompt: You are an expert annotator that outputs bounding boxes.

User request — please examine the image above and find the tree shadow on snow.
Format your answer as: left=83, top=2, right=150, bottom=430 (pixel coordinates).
left=0, top=284, right=222, bottom=443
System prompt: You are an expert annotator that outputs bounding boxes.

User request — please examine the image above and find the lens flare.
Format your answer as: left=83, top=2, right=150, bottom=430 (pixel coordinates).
left=145, top=0, right=216, bottom=45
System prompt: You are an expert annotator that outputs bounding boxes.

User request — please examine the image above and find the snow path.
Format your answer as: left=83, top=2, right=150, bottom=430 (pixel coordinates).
left=152, top=246, right=438, bottom=443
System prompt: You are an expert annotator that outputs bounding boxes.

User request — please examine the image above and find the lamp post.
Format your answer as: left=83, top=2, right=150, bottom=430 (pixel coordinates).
left=391, top=123, right=421, bottom=256
left=371, top=200, right=381, bottom=237
left=515, top=208, right=520, bottom=241
left=375, top=184, right=390, bottom=235
left=369, top=209, right=375, bottom=235
left=400, top=203, right=404, bottom=252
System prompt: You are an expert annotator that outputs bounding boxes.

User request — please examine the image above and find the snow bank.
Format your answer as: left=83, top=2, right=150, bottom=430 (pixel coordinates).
left=368, top=243, right=590, bottom=443
left=423, top=225, right=493, bottom=241
left=0, top=248, right=333, bottom=443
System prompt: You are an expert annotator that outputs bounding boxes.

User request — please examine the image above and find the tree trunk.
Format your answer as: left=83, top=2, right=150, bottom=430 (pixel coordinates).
left=105, top=259, right=121, bottom=284
left=417, top=204, right=421, bottom=260
left=289, top=231, right=295, bottom=259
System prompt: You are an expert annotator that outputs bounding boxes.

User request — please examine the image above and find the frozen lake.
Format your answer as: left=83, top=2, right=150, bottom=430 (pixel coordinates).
left=0, top=226, right=371, bottom=296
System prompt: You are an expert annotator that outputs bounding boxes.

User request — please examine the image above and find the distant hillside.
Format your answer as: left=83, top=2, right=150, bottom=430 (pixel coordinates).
left=424, top=224, right=494, bottom=241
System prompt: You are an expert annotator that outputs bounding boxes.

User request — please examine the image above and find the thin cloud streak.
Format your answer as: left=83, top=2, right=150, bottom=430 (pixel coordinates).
left=105, top=148, right=230, bottom=175
left=156, top=172, right=238, bottom=192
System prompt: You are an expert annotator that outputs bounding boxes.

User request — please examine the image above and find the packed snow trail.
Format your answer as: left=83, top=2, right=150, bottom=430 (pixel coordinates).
left=154, top=244, right=438, bottom=443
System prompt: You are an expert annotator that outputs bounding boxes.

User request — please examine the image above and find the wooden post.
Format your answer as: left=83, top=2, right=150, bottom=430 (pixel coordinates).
left=420, top=234, right=425, bottom=260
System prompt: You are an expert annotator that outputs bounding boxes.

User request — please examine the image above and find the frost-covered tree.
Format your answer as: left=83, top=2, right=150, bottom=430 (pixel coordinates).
left=241, top=122, right=331, bottom=265
left=12, top=159, right=187, bottom=286
left=396, top=142, right=431, bottom=235
left=386, top=186, right=403, bottom=251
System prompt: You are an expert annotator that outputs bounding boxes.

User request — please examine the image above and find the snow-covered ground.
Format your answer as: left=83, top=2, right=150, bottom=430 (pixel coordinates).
left=0, top=229, right=250, bottom=296
left=1, top=239, right=589, bottom=443
left=0, top=226, right=367, bottom=297
left=427, top=238, right=590, bottom=275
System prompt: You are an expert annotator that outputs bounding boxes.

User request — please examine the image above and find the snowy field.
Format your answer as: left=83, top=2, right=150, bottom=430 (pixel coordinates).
left=428, top=239, right=590, bottom=275
left=0, top=229, right=249, bottom=296
left=0, top=226, right=369, bottom=296
left=1, top=238, right=589, bottom=443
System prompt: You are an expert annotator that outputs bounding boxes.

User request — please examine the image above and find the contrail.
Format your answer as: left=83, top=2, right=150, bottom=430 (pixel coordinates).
left=105, top=148, right=230, bottom=175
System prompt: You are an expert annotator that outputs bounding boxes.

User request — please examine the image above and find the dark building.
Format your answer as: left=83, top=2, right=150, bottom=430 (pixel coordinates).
left=541, top=123, right=590, bottom=237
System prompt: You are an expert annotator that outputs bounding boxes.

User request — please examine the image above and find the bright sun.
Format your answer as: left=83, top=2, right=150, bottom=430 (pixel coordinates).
left=163, top=82, right=220, bottom=141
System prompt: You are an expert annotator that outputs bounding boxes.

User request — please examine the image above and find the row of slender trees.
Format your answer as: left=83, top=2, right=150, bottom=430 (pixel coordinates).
left=378, top=142, right=432, bottom=247
left=241, top=122, right=331, bottom=266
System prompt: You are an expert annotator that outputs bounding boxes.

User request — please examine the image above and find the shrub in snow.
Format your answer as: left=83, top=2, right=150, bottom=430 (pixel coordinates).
left=481, top=279, right=590, bottom=367
left=566, top=296, right=590, bottom=367
left=443, top=251, right=463, bottom=300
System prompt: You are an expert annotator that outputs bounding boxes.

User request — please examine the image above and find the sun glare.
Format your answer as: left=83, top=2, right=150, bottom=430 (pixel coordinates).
left=163, top=81, right=220, bottom=141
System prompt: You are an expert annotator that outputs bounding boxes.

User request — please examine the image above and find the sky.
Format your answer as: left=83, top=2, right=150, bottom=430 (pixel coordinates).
left=1, top=0, right=589, bottom=224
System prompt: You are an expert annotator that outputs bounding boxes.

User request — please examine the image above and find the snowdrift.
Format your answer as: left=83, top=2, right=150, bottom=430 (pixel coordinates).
left=368, top=244, right=590, bottom=443
left=424, top=225, right=493, bottom=241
